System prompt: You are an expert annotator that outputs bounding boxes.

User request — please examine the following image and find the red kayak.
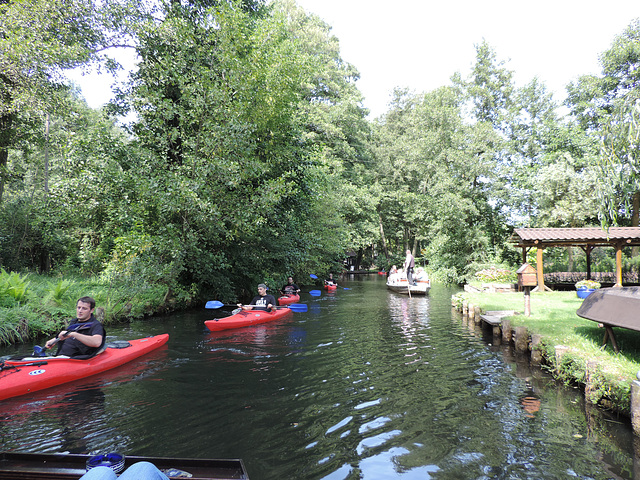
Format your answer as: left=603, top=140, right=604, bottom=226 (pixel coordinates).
left=325, top=284, right=337, bottom=291
left=277, top=293, right=300, bottom=306
left=205, top=307, right=293, bottom=332
left=0, top=334, right=169, bottom=401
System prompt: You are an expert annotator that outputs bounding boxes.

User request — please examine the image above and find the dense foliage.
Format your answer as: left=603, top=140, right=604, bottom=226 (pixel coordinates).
left=1, top=0, right=639, bottom=312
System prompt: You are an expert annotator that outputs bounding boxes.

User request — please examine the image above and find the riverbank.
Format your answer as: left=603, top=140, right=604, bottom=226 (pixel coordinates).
left=0, top=270, right=194, bottom=346
left=452, top=289, right=640, bottom=418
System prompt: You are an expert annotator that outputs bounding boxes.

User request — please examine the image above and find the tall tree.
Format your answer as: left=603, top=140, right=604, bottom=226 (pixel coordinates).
left=0, top=0, right=130, bottom=204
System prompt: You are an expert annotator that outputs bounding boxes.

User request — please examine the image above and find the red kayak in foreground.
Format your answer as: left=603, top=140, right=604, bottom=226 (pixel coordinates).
left=325, top=284, right=337, bottom=291
left=0, top=334, right=169, bottom=401
left=277, top=293, right=300, bottom=306
left=205, top=307, right=293, bottom=332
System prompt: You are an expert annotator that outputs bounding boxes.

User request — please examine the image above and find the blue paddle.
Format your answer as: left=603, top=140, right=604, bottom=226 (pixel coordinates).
left=310, top=274, right=318, bottom=279
left=205, top=300, right=308, bottom=312
left=309, top=290, right=322, bottom=296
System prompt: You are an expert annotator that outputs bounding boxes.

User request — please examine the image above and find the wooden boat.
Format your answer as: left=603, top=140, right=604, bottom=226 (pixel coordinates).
left=205, top=307, right=293, bottom=332
left=0, top=451, right=249, bottom=479
left=386, top=277, right=430, bottom=295
left=576, top=286, right=640, bottom=352
left=277, top=293, right=300, bottom=306
left=0, top=334, right=169, bottom=401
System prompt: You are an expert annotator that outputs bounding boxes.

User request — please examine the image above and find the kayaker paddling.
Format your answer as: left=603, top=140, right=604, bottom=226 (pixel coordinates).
left=324, top=273, right=337, bottom=286
left=45, top=296, right=106, bottom=358
left=280, top=276, right=300, bottom=296
left=237, top=283, right=276, bottom=312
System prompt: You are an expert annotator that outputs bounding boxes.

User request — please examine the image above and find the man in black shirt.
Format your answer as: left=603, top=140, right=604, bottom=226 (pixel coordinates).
left=45, top=296, right=105, bottom=358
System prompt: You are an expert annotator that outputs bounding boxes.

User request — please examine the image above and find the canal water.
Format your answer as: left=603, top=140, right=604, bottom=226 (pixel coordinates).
left=0, top=274, right=637, bottom=479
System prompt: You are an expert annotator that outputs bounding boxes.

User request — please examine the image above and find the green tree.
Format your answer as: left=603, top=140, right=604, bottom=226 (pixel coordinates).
left=566, top=19, right=640, bottom=227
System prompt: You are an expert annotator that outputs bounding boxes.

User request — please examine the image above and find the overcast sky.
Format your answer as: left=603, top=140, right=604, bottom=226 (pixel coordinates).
left=295, top=0, right=640, bottom=117
left=70, top=1, right=640, bottom=119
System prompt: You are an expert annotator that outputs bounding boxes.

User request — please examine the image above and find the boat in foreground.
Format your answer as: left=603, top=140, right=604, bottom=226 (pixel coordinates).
left=386, top=278, right=431, bottom=295
left=0, top=334, right=169, bottom=401
left=324, top=284, right=337, bottom=291
left=0, top=452, right=249, bottom=479
left=277, top=293, right=300, bottom=306
left=205, top=307, right=293, bottom=332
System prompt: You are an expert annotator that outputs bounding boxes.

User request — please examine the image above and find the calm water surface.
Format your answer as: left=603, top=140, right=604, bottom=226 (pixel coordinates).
left=0, top=275, right=637, bottom=479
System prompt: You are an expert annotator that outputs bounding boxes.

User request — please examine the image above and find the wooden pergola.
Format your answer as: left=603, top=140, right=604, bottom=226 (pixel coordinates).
left=510, top=227, right=640, bottom=290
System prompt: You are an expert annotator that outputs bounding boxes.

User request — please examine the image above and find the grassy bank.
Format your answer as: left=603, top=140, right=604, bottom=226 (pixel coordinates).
left=0, top=270, right=196, bottom=346
left=453, top=289, right=640, bottom=416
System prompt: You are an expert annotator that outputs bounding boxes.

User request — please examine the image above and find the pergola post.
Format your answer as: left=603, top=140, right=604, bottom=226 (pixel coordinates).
left=616, top=243, right=623, bottom=288
left=536, top=247, right=545, bottom=291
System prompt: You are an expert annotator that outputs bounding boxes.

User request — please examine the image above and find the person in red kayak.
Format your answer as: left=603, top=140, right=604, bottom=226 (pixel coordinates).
left=280, top=277, right=300, bottom=296
left=324, top=273, right=337, bottom=286
left=45, top=296, right=106, bottom=358
left=238, top=284, right=276, bottom=312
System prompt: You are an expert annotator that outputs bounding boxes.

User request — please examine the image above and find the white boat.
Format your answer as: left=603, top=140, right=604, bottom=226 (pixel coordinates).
left=386, top=275, right=431, bottom=295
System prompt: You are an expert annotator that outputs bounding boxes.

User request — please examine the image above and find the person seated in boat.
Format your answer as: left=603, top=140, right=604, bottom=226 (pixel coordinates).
left=388, top=268, right=403, bottom=284
left=414, top=267, right=428, bottom=282
left=238, top=283, right=276, bottom=312
left=80, top=461, right=169, bottom=480
left=389, top=265, right=398, bottom=275
left=324, top=273, right=337, bottom=286
left=45, top=296, right=106, bottom=358
left=280, top=276, right=300, bottom=296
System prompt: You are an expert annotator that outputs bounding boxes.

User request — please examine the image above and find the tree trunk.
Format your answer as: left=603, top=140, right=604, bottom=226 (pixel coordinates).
left=633, top=191, right=639, bottom=271
left=378, top=214, right=389, bottom=260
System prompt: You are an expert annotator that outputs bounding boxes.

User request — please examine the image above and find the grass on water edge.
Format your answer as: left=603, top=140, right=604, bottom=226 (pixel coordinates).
left=456, top=290, right=640, bottom=415
left=0, top=272, right=193, bottom=347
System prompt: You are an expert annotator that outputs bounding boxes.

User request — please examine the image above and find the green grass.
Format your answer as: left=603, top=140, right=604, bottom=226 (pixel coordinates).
left=0, top=272, right=195, bottom=346
left=459, top=290, right=639, bottom=415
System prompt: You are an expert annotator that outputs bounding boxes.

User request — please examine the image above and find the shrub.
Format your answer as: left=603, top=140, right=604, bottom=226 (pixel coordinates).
left=474, top=266, right=516, bottom=283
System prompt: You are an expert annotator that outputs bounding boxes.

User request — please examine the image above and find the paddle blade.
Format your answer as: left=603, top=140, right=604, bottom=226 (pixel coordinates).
left=205, top=300, right=225, bottom=309
left=343, top=287, right=350, bottom=290
left=33, top=345, right=46, bottom=357
left=309, top=274, right=318, bottom=279
left=288, top=304, right=308, bottom=312
left=309, top=290, right=321, bottom=296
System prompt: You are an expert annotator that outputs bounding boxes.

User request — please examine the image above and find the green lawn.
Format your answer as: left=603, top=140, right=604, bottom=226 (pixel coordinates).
left=456, top=290, right=640, bottom=414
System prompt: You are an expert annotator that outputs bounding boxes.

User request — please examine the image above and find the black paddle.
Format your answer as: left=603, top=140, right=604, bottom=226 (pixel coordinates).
left=0, top=360, right=48, bottom=371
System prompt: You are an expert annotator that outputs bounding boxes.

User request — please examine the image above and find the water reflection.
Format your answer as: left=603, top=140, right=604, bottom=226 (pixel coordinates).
left=0, top=278, right=637, bottom=479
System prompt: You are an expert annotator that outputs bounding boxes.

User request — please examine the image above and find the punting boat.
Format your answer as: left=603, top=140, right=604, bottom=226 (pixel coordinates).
left=0, top=452, right=249, bottom=479
left=277, top=293, right=300, bottom=306
left=386, top=278, right=431, bottom=295
left=205, top=307, right=293, bottom=332
left=0, top=334, right=169, bottom=401
left=576, top=286, right=640, bottom=352
left=324, top=284, right=337, bottom=291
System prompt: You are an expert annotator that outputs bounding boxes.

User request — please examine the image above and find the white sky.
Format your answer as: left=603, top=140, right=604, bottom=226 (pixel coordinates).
left=69, top=1, right=640, bottom=119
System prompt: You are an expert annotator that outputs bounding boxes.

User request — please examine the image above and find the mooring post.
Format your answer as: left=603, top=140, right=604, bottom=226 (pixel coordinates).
left=468, top=303, right=475, bottom=322
left=530, top=334, right=542, bottom=364
left=474, top=306, right=482, bottom=325
left=631, top=376, right=640, bottom=436
left=515, top=326, right=528, bottom=353
left=502, top=318, right=512, bottom=343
